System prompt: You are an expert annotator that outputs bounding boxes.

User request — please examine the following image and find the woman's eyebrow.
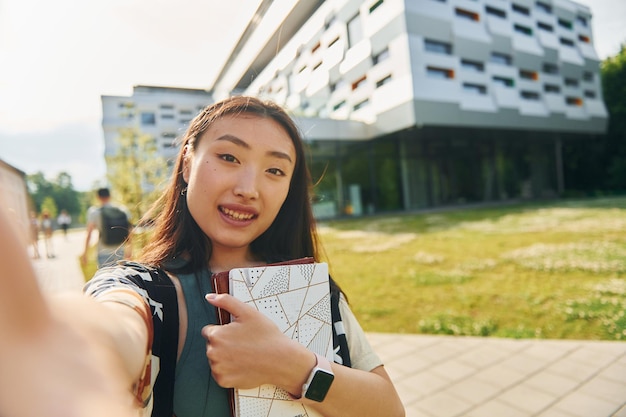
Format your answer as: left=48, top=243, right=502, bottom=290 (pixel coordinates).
left=216, top=134, right=249, bottom=149
left=267, top=150, right=293, bottom=164
left=216, top=134, right=293, bottom=163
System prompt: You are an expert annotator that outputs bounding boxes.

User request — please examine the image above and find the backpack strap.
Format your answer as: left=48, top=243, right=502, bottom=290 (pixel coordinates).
left=117, top=262, right=179, bottom=417
left=330, top=289, right=352, bottom=368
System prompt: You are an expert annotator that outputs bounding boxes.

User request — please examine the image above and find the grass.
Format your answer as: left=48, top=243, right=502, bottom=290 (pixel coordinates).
left=318, top=197, right=626, bottom=341
left=79, top=196, right=626, bottom=341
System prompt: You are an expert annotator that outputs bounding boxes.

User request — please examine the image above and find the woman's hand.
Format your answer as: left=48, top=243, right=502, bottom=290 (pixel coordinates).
left=202, top=293, right=315, bottom=394
left=0, top=206, right=139, bottom=417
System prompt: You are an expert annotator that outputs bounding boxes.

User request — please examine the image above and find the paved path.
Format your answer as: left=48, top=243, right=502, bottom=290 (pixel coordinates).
left=31, top=230, right=626, bottom=417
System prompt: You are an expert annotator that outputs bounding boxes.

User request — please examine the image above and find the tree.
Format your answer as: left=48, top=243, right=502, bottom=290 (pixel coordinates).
left=105, top=128, right=169, bottom=224
left=562, top=44, right=626, bottom=195
left=26, top=171, right=81, bottom=220
left=601, top=44, right=626, bottom=191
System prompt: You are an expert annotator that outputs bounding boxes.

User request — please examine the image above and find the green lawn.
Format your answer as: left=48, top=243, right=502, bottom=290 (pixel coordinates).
left=319, top=197, right=626, bottom=341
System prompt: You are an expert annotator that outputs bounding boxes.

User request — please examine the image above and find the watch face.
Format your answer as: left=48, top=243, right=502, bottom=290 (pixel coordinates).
left=305, top=369, right=335, bottom=402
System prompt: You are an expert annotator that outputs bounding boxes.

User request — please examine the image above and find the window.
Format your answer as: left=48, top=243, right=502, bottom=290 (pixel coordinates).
left=426, top=66, right=455, bottom=79
left=564, top=78, right=579, bottom=87
left=373, top=48, right=390, bottom=65
left=455, top=8, right=480, bottom=21
left=542, top=63, right=559, bottom=74
left=558, top=19, right=573, bottom=30
left=369, top=0, right=383, bottom=13
left=332, top=100, right=346, bottom=111
left=141, top=112, right=156, bottom=125
left=584, top=90, right=596, bottom=98
left=579, top=34, right=590, bottom=43
left=313, top=61, right=323, bottom=71
left=512, top=4, right=530, bottom=15
left=328, top=36, right=340, bottom=48
left=347, top=13, right=363, bottom=47
left=520, top=69, right=538, bottom=80
left=544, top=84, right=560, bottom=93
left=424, top=39, right=452, bottom=54
left=311, top=42, right=321, bottom=53
left=160, top=104, right=174, bottom=110
left=461, top=59, right=484, bottom=72
left=514, top=24, right=533, bottom=36
left=537, top=22, right=553, bottom=32
left=376, top=74, right=392, bottom=87
left=582, top=71, right=594, bottom=81
left=491, top=52, right=512, bottom=66
left=352, top=75, right=367, bottom=90
left=160, top=114, right=175, bottom=120
left=566, top=96, right=583, bottom=106
left=463, top=83, right=487, bottom=94
left=485, top=5, right=506, bottom=18
left=520, top=91, right=541, bottom=100
left=162, top=132, right=176, bottom=138
left=354, top=99, right=369, bottom=111
left=560, top=37, right=575, bottom=47
left=493, top=76, right=515, bottom=87
left=576, top=16, right=588, bottom=27
left=179, top=109, right=193, bottom=116
left=536, top=2, right=552, bottom=13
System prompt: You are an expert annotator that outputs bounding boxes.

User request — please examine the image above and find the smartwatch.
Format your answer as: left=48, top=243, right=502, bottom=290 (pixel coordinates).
left=298, top=353, right=335, bottom=402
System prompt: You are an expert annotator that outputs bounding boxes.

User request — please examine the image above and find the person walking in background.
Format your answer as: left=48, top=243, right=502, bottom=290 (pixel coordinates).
left=81, top=187, right=132, bottom=268
left=57, top=209, right=71, bottom=239
left=40, top=211, right=55, bottom=259
left=29, top=211, right=40, bottom=259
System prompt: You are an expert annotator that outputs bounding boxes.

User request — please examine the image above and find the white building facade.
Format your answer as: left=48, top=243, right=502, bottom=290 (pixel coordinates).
left=212, top=0, right=608, bottom=216
left=102, top=85, right=213, bottom=169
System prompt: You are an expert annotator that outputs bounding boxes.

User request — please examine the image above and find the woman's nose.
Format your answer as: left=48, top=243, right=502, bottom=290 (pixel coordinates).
left=233, top=169, right=260, bottom=200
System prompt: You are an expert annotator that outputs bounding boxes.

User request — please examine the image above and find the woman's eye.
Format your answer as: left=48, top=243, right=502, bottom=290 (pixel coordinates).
left=219, top=154, right=238, bottom=163
left=267, top=168, right=286, bottom=176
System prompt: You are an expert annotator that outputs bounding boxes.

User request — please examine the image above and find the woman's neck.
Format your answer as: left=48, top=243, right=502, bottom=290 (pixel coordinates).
left=208, top=246, right=264, bottom=273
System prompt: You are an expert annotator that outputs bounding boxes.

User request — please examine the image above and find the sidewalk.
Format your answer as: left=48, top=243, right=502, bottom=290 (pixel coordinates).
left=32, top=230, right=626, bottom=417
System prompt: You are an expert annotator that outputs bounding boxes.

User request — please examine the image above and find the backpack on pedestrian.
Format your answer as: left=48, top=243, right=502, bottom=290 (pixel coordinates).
left=100, top=206, right=131, bottom=245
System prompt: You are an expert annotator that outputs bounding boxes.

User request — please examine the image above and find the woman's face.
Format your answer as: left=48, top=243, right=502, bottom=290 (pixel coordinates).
left=183, top=114, right=296, bottom=256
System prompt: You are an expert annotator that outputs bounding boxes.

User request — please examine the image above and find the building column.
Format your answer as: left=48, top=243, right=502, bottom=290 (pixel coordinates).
left=399, top=139, right=411, bottom=210
left=555, top=135, right=564, bottom=196
left=335, top=141, right=345, bottom=214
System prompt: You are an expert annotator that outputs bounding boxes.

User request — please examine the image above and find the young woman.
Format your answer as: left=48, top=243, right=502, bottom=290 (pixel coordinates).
left=1, top=96, right=405, bottom=417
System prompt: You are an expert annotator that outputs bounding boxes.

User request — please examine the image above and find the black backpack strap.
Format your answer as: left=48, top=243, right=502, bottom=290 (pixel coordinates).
left=330, top=289, right=352, bottom=368
left=117, top=262, right=179, bottom=417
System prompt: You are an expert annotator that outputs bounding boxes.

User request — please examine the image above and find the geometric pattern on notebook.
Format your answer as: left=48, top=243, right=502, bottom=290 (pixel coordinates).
left=229, top=262, right=331, bottom=417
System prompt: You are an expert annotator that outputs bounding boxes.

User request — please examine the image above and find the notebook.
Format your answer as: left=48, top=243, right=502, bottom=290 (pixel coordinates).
left=212, top=259, right=332, bottom=417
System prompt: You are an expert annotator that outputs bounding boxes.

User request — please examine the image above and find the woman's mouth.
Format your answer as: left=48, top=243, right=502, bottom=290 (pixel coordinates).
left=220, top=206, right=256, bottom=221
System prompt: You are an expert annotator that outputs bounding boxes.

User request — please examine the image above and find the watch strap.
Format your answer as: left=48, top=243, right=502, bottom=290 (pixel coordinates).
left=289, top=353, right=334, bottom=402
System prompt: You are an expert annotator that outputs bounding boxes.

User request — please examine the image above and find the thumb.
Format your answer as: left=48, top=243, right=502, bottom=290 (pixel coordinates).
left=205, top=293, right=253, bottom=321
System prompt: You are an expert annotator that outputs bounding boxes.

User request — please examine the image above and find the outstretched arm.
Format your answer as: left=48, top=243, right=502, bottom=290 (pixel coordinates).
left=0, top=206, right=147, bottom=417
left=203, top=293, right=405, bottom=417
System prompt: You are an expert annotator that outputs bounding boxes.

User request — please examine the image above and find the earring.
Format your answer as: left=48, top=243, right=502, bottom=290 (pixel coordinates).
left=181, top=187, right=187, bottom=196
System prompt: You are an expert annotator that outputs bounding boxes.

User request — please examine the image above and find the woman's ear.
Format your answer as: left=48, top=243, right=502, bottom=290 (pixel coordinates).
left=182, top=145, right=191, bottom=183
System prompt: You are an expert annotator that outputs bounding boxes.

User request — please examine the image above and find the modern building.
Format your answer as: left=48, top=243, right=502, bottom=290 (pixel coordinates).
left=211, top=0, right=608, bottom=217
left=101, top=85, right=213, bottom=169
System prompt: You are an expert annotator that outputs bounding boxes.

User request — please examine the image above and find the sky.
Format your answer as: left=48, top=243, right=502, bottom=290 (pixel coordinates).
left=0, top=0, right=624, bottom=191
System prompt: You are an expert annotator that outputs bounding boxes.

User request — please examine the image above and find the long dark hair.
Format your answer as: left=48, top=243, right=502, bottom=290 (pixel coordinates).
left=137, top=96, right=321, bottom=274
